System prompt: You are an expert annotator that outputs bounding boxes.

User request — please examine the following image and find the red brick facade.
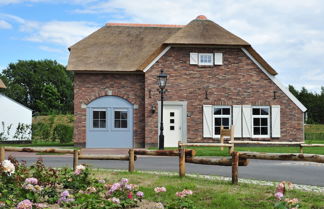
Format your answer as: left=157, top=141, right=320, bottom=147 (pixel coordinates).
left=73, top=47, right=304, bottom=147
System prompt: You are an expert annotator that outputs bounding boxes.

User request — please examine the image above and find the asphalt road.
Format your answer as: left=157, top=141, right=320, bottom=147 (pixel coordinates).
left=13, top=156, right=324, bottom=187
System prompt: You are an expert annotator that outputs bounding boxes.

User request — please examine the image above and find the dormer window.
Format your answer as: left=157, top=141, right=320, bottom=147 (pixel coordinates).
left=199, top=53, right=213, bottom=66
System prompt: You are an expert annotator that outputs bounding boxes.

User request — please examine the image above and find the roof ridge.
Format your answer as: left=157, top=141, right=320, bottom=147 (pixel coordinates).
left=106, top=23, right=185, bottom=28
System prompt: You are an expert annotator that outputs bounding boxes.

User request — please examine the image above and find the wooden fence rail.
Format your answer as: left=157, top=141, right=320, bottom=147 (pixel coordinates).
left=134, top=149, right=196, bottom=157
left=185, top=156, right=249, bottom=166
left=239, top=152, right=324, bottom=163
left=4, top=147, right=75, bottom=154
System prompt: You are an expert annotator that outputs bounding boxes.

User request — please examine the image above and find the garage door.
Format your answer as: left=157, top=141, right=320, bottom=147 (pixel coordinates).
left=86, top=96, right=133, bottom=148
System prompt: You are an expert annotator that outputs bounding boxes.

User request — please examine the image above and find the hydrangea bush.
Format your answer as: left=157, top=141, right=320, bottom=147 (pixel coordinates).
left=274, top=181, right=301, bottom=209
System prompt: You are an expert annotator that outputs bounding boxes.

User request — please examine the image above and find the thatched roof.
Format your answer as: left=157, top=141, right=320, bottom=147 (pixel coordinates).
left=164, top=17, right=249, bottom=46
left=0, top=79, right=6, bottom=89
left=67, top=25, right=182, bottom=72
left=67, top=15, right=277, bottom=75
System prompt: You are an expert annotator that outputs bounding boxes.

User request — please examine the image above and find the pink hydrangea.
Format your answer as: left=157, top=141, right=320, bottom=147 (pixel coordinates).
left=120, top=178, right=128, bottom=185
left=136, top=191, right=144, bottom=198
left=176, top=189, right=193, bottom=198
left=25, top=178, right=38, bottom=185
left=109, top=197, right=120, bottom=204
left=274, top=192, right=284, bottom=200
left=16, top=199, right=32, bottom=209
left=154, top=187, right=167, bottom=193
left=110, top=183, right=121, bottom=192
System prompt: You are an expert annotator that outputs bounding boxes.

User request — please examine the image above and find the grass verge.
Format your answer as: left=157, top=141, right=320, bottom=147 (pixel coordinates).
left=91, top=169, right=324, bottom=209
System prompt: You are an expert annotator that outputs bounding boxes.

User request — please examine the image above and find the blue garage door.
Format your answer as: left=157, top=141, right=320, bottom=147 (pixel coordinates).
left=86, top=96, right=133, bottom=148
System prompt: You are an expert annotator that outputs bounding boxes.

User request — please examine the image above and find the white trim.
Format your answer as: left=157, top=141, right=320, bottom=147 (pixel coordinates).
left=252, top=106, right=270, bottom=138
left=143, top=46, right=171, bottom=72
left=241, top=48, right=307, bottom=112
left=212, top=106, right=231, bottom=138
left=199, top=53, right=213, bottom=66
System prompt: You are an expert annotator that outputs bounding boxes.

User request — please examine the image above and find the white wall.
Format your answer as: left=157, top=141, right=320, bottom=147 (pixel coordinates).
left=0, top=94, right=32, bottom=141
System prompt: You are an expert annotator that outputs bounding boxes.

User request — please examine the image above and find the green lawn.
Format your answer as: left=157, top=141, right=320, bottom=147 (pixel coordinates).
left=91, top=170, right=324, bottom=209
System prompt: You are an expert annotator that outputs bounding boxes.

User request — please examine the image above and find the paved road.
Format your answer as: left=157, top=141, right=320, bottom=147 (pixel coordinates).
left=11, top=155, right=324, bottom=187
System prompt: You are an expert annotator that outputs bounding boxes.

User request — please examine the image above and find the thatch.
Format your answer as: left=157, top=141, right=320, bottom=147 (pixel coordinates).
left=67, top=25, right=181, bottom=72
left=0, top=79, right=6, bottom=89
left=164, top=19, right=250, bottom=46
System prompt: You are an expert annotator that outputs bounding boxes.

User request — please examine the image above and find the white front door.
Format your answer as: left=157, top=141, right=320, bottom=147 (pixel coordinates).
left=163, top=105, right=183, bottom=147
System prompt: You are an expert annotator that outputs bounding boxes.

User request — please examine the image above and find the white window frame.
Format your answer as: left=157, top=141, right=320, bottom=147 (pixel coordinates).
left=252, top=106, right=270, bottom=138
left=199, top=53, right=213, bottom=66
left=212, top=106, right=231, bottom=138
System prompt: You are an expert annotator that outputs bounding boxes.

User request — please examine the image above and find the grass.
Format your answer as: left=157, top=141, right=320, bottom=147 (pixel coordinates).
left=91, top=169, right=324, bottom=209
left=305, top=124, right=324, bottom=133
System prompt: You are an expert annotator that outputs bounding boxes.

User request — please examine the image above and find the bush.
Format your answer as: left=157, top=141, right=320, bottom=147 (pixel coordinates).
left=305, top=133, right=324, bottom=140
left=52, top=124, right=73, bottom=143
left=32, top=122, right=51, bottom=141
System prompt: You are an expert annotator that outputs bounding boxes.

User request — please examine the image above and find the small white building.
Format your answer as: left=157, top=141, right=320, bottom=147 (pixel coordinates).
left=0, top=79, right=32, bottom=141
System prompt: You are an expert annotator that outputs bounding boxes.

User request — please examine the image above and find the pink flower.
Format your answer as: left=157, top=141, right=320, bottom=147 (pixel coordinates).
left=109, top=183, right=121, bottom=193
left=25, top=178, right=38, bottom=185
left=136, top=191, right=144, bottom=198
left=176, top=191, right=186, bottom=198
left=128, top=192, right=133, bottom=199
left=274, top=192, right=284, bottom=200
left=61, top=190, right=70, bottom=197
left=17, top=199, right=32, bottom=209
left=182, top=189, right=193, bottom=195
left=154, top=187, right=167, bottom=193
left=109, top=197, right=120, bottom=204
left=120, top=178, right=128, bottom=185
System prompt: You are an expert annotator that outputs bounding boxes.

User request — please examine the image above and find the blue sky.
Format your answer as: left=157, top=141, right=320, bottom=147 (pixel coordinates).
left=0, top=0, right=323, bottom=92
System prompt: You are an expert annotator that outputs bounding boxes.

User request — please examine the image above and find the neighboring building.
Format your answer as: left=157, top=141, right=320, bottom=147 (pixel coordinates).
left=67, top=15, right=306, bottom=148
left=0, top=79, right=32, bottom=141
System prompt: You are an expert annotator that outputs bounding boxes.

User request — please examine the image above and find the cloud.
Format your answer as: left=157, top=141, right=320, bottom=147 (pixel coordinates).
left=39, top=45, right=64, bottom=53
left=0, top=20, right=12, bottom=29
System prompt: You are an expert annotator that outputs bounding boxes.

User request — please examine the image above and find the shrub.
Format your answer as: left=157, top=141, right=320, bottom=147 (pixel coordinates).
left=32, top=122, right=51, bottom=141
left=52, top=124, right=73, bottom=143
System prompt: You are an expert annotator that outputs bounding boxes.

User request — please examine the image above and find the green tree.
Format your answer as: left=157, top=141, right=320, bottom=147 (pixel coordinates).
left=0, top=60, right=73, bottom=115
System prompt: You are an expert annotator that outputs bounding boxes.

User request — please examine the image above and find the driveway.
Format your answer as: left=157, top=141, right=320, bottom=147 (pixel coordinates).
left=5, top=150, right=324, bottom=187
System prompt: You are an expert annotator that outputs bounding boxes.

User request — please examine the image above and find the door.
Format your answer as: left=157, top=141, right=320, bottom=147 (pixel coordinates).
left=86, top=96, right=133, bottom=148
left=163, top=105, right=183, bottom=147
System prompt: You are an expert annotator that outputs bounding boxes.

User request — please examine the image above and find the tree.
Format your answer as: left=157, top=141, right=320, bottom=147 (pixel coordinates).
left=0, top=60, right=73, bottom=115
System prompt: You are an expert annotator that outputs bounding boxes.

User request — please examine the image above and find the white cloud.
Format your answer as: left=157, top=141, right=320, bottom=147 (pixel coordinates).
left=39, top=45, right=64, bottom=53
left=0, top=20, right=12, bottom=29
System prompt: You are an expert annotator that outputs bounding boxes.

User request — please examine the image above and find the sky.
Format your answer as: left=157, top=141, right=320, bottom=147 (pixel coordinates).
left=0, top=0, right=323, bottom=92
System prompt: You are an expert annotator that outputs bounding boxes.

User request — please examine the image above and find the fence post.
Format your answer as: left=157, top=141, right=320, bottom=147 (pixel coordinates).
left=0, top=147, right=5, bottom=162
left=230, top=125, right=235, bottom=154
left=128, top=149, right=135, bottom=172
left=232, top=151, right=239, bottom=184
left=73, top=150, right=79, bottom=171
left=179, top=148, right=186, bottom=177
left=300, top=145, right=303, bottom=154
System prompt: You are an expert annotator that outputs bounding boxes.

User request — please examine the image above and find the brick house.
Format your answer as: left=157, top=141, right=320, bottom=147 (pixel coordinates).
left=67, top=15, right=306, bottom=148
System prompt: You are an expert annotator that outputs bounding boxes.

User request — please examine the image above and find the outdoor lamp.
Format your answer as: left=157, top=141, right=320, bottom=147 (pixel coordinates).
left=157, top=69, right=168, bottom=89
left=157, top=69, right=168, bottom=150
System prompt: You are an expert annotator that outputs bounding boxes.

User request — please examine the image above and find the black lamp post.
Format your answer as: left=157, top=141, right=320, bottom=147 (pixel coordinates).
left=157, top=69, right=168, bottom=150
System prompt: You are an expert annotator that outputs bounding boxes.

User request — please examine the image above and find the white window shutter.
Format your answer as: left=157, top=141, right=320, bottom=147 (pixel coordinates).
left=271, top=105, right=281, bottom=137
left=214, top=53, right=223, bottom=65
left=233, top=105, right=242, bottom=137
left=190, top=53, right=198, bottom=65
left=242, top=105, right=252, bottom=137
left=203, top=105, right=213, bottom=138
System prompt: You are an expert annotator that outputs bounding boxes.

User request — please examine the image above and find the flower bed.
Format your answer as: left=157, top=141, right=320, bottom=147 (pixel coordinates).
left=0, top=157, right=194, bottom=209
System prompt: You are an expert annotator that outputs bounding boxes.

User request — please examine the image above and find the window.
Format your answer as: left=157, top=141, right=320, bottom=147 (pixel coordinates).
left=93, top=109, right=106, bottom=128
left=199, top=53, right=213, bottom=66
left=252, top=106, right=270, bottom=137
left=213, top=106, right=231, bottom=136
left=114, top=110, right=128, bottom=128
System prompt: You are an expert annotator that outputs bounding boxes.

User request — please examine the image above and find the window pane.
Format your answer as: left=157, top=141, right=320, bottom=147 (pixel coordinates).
left=253, top=108, right=260, bottom=115
left=93, top=111, right=99, bottom=119
left=261, top=108, right=269, bottom=115
left=121, top=120, right=127, bottom=128
left=100, top=111, right=106, bottom=119
left=261, top=127, right=268, bottom=135
left=214, top=127, right=220, bottom=135
left=121, top=111, right=127, bottom=119
left=99, top=120, right=106, bottom=128
left=222, top=108, right=230, bottom=115
left=261, top=118, right=268, bottom=126
left=253, top=118, right=260, bottom=126
left=170, top=126, right=175, bottom=130
left=93, top=120, right=99, bottom=128
left=170, top=119, right=174, bottom=124
left=222, top=118, right=229, bottom=126
left=254, top=127, right=260, bottom=135
left=215, top=118, right=221, bottom=126
left=170, top=112, right=174, bottom=117
left=214, top=108, right=222, bottom=115
left=115, top=111, right=121, bottom=119
left=114, top=120, right=120, bottom=128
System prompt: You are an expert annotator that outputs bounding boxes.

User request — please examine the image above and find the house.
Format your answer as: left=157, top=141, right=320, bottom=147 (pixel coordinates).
left=67, top=15, right=306, bottom=148
left=0, top=79, right=32, bottom=141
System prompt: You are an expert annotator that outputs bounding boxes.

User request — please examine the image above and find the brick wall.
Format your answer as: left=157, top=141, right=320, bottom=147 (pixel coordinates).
left=145, top=47, right=304, bottom=147
left=73, top=73, right=145, bottom=147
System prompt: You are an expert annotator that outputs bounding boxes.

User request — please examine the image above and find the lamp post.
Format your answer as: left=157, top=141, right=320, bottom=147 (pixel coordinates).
left=157, top=69, right=168, bottom=150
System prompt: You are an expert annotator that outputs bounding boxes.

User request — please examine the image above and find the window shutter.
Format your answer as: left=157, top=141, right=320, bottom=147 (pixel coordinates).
left=214, top=53, right=223, bottom=65
left=190, top=53, right=198, bottom=65
left=203, top=105, right=213, bottom=138
left=233, top=105, right=242, bottom=137
left=271, top=105, right=281, bottom=137
left=242, top=105, right=252, bottom=137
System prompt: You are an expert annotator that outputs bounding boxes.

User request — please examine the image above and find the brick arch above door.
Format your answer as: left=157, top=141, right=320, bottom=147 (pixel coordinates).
left=84, top=89, right=137, bottom=106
